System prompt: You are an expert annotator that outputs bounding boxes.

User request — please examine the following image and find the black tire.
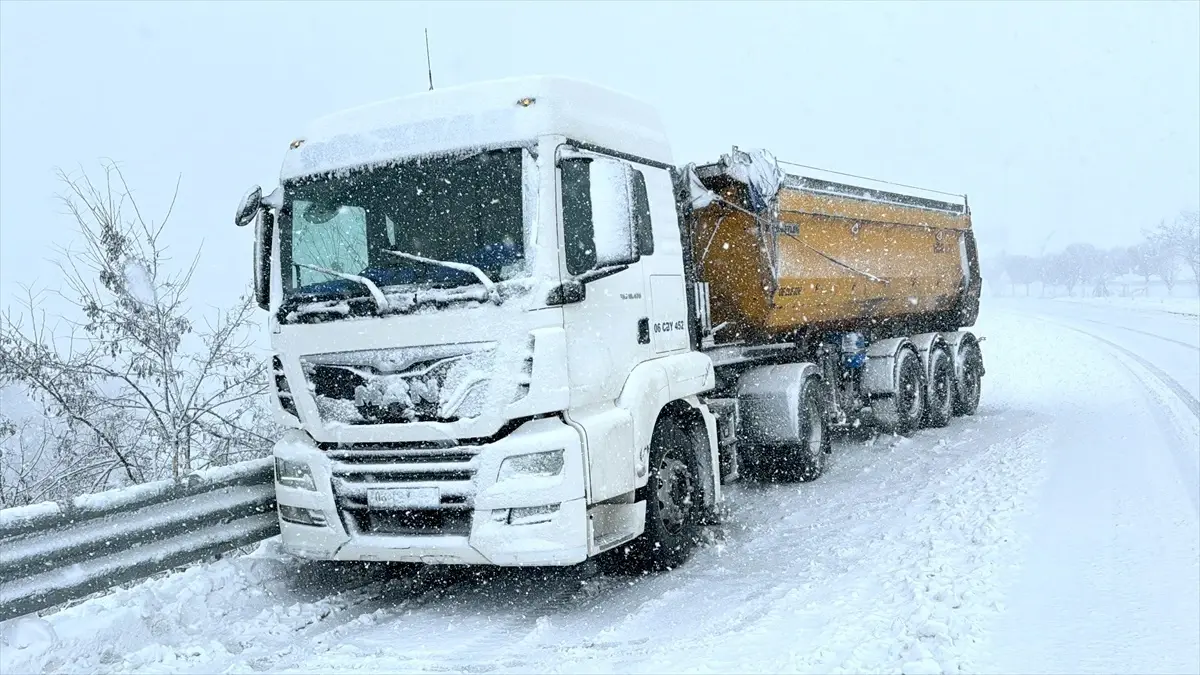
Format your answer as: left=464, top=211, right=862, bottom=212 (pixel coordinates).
left=873, top=347, right=925, bottom=435
left=922, top=346, right=954, bottom=429
left=760, top=376, right=830, bottom=483
left=952, top=341, right=984, bottom=416
left=602, top=415, right=703, bottom=574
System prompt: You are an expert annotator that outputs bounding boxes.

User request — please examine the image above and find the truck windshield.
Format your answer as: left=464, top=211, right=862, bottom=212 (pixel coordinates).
left=279, top=147, right=529, bottom=305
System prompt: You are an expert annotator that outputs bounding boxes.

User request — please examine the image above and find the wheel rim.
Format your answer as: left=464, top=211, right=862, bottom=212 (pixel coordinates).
left=899, top=360, right=921, bottom=419
left=963, top=361, right=981, bottom=405
left=933, top=358, right=952, bottom=411
left=655, top=452, right=693, bottom=536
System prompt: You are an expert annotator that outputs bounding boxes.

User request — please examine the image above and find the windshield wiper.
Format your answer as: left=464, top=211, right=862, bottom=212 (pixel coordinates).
left=293, top=261, right=390, bottom=313
left=383, top=249, right=500, bottom=303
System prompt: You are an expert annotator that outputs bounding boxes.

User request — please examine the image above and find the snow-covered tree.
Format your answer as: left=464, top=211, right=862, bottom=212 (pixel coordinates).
left=1151, top=210, right=1199, bottom=295
left=0, top=161, right=274, bottom=504
left=1145, top=221, right=1181, bottom=295
left=1179, top=210, right=1200, bottom=289
left=1003, top=254, right=1039, bottom=296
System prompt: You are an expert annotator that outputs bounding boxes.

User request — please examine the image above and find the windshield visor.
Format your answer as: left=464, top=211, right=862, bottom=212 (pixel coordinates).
left=279, top=147, right=532, bottom=307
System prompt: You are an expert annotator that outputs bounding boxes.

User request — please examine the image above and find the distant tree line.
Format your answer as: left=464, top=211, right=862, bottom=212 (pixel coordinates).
left=990, top=210, right=1199, bottom=297
left=0, top=161, right=276, bottom=507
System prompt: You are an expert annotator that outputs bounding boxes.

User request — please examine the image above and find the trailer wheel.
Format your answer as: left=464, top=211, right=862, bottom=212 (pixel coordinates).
left=603, top=415, right=702, bottom=574
left=922, top=346, right=954, bottom=429
left=873, top=347, right=925, bottom=435
left=952, top=341, right=983, bottom=416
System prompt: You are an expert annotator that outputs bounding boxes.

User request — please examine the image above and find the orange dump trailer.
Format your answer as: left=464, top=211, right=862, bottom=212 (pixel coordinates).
left=684, top=148, right=982, bottom=347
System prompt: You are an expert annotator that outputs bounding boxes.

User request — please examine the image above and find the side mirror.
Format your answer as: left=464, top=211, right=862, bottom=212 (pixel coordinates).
left=588, top=158, right=638, bottom=268
left=545, top=279, right=586, bottom=306
left=253, top=208, right=272, bottom=311
left=235, top=185, right=263, bottom=227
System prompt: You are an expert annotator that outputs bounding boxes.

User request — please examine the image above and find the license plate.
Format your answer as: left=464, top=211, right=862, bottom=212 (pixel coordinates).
left=366, top=487, right=440, bottom=509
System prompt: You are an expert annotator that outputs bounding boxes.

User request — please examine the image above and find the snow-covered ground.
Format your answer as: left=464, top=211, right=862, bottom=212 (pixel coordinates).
left=3, top=299, right=1197, bottom=675
left=1047, top=295, right=1200, bottom=319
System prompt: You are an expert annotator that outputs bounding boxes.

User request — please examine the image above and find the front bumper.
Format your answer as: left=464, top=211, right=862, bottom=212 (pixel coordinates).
left=272, top=416, right=588, bottom=566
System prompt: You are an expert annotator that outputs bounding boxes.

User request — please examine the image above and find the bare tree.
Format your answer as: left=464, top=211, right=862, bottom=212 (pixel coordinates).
left=1157, top=210, right=1199, bottom=295
left=0, top=413, right=73, bottom=507
left=1004, top=254, right=1038, bottom=296
left=0, top=161, right=273, bottom=500
left=1055, top=244, right=1097, bottom=297
left=1145, top=221, right=1181, bottom=296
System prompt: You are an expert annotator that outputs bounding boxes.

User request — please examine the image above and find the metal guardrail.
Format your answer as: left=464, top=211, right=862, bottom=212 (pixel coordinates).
left=0, top=457, right=279, bottom=622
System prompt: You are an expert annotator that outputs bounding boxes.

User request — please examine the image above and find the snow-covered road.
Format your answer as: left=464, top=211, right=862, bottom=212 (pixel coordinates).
left=3, top=299, right=1198, bottom=675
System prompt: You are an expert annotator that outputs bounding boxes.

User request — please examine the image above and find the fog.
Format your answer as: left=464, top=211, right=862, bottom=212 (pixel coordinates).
left=2, top=0, right=1197, bottom=310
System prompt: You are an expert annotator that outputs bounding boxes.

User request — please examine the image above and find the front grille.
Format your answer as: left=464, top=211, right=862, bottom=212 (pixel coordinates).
left=299, top=344, right=497, bottom=425
left=330, top=445, right=479, bottom=537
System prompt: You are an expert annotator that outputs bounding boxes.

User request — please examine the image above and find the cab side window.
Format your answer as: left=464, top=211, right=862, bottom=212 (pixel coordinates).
left=560, top=159, right=595, bottom=276
left=631, top=169, right=654, bottom=256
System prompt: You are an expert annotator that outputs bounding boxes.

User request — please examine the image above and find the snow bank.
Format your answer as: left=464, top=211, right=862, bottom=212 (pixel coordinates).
left=0, top=539, right=431, bottom=675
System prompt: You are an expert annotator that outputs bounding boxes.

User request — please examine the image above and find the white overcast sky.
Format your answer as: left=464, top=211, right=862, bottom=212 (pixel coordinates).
left=1, top=0, right=1197, bottom=311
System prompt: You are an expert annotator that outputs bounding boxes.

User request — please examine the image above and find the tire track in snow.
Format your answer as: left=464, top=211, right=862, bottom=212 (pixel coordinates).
left=1073, top=317, right=1200, bottom=352
left=260, top=563, right=619, bottom=674
left=977, top=308, right=1200, bottom=675
left=1063, top=327, right=1199, bottom=417
left=1029, top=316, right=1200, bottom=516
left=727, top=424, right=1046, bottom=675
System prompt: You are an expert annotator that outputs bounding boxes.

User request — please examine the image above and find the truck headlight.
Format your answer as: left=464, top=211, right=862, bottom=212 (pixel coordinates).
left=496, top=449, right=564, bottom=482
left=490, top=503, right=561, bottom=526
left=278, top=504, right=327, bottom=526
left=275, top=457, right=316, bottom=491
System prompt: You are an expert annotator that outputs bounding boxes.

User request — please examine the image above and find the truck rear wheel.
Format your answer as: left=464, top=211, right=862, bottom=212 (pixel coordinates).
left=602, top=415, right=702, bottom=574
left=952, top=341, right=984, bottom=416
left=873, top=347, right=925, bottom=435
left=922, top=346, right=954, bottom=428
left=775, top=375, right=830, bottom=482
left=738, top=375, right=830, bottom=483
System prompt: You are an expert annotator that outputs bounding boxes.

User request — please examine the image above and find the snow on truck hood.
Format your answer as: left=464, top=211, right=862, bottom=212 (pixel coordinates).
left=273, top=301, right=569, bottom=444
left=281, top=76, right=674, bottom=181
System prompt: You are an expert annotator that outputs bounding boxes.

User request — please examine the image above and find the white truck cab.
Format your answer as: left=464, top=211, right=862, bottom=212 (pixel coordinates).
left=236, top=77, right=722, bottom=572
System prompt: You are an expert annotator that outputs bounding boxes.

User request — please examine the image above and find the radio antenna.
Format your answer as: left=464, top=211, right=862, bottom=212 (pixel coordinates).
left=425, top=28, right=434, bottom=91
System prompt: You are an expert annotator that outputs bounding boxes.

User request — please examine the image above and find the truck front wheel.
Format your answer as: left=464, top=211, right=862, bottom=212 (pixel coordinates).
left=603, top=415, right=703, bottom=574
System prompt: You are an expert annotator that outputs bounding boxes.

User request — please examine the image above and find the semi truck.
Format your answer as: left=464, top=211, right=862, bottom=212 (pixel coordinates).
left=233, top=76, right=985, bottom=573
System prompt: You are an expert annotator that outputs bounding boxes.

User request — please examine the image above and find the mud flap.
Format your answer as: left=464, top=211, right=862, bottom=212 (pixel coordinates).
left=587, top=501, right=646, bottom=556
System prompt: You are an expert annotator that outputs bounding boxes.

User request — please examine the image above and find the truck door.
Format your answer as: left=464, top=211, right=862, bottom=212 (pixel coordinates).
left=556, top=148, right=653, bottom=501
left=637, top=166, right=692, bottom=356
